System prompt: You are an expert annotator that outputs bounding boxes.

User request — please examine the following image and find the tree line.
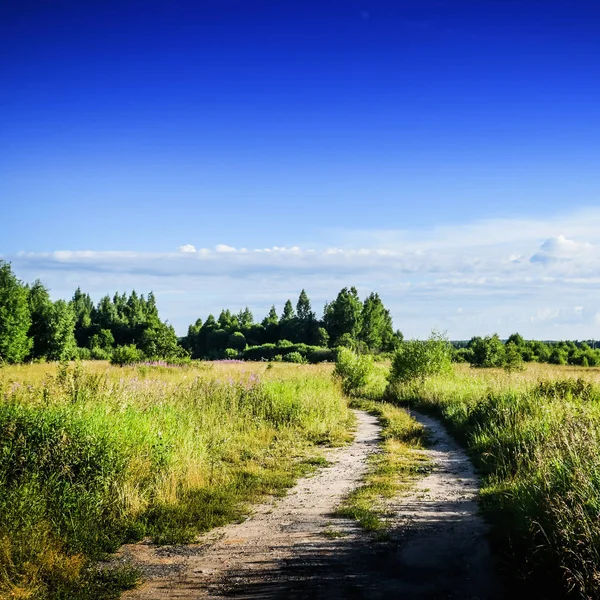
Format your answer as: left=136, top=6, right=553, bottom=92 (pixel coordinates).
left=0, top=261, right=401, bottom=364
left=3, top=259, right=597, bottom=367
left=181, top=286, right=403, bottom=360
left=0, top=261, right=182, bottom=364
left=454, top=333, right=600, bottom=368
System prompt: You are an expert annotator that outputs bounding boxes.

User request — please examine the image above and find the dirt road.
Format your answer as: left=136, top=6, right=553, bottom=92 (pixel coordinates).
left=120, top=409, right=504, bottom=599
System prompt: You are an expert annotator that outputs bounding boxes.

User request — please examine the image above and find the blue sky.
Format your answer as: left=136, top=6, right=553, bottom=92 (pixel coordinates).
left=2, top=1, right=600, bottom=338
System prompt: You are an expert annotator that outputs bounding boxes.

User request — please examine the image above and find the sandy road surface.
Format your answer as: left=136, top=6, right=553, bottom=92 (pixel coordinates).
left=119, top=409, right=504, bottom=599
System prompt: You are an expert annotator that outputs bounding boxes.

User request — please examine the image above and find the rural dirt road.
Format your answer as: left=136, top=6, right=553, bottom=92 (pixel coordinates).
left=119, top=409, right=504, bottom=599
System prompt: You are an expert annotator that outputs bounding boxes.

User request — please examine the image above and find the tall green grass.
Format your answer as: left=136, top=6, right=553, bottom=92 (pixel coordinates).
left=0, top=362, right=352, bottom=599
left=388, top=366, right=600, bottom=598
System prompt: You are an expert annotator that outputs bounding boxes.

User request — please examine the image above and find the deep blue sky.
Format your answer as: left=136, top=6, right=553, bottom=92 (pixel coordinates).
left=2, top=1, right=600, bottom=338
left=2, top=0, right=600, bottom=252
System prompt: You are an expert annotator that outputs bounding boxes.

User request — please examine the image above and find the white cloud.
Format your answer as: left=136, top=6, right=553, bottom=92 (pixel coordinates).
left=530, top=235, right=594, bottom=264
left=215, top=244, right=236, bottom=253
left=178, top=244, right=197, bottom=253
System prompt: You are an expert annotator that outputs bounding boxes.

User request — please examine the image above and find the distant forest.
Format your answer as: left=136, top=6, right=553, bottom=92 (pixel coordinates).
left=1, top=259, right=599, bottom=367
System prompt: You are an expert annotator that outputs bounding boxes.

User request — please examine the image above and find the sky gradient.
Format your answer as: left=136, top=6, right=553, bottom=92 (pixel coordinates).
left=2, top=1, right=600, bottom=339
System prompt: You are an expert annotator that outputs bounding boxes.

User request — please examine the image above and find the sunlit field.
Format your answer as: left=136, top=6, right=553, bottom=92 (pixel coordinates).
left=390, top=362, right=600, bottom=598
left=4, top=359, right=600, bottom=599
left=0, top=361, right=351, bottom=599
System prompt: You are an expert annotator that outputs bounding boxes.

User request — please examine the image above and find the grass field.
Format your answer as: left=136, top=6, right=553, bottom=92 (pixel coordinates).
left=4, top=359, right=600, bottom=599
left=389, top=362, right=600, bottom=598
left=0, top=361, right=353, bottom=599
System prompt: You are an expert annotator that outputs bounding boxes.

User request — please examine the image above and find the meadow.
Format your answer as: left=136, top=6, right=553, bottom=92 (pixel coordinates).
left=0, top=361, right=353, bottom=599
left=3, top=358, right=600, bottom=599
left=389, top=363, right=600, bottom=599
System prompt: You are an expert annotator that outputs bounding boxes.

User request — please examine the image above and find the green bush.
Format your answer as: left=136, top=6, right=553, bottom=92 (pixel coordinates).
left=224, top=348, right=239, bottom=359
left=90, top=346, right=111, bottom=361
left=243, top=344, right=277, bottom=361
left=333, top=348, right=373, bottom=395
left=469, top=334, right=505, bottom=368
left=283, top=351, right=304, bottom=364
left=76, top=347, right=92, bottom=360
left=242, top=344, right=333, bottom=363
left=110, top=345, right=144, bottom=367
left=389, top=330, right=452, bottom=384
left=306, top=348, right=336, bottom=363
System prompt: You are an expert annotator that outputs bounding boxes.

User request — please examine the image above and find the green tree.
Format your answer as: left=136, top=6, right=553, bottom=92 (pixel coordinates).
left=261, top=305, right=280, bottom=344
left=27, top=283, right=76, bottom=361
left=89, top=329, right=114, bottom=351
left=296, top=289, right=314, bottom=321
left=27, top=280, right=54, bottom=359
left=45, top=300, right=77, bottom=361
left=323, top=287, right=362, bottom=347
left=208, top=328, right=229, bottom=352
left=227, top=331, right=246, bottom=351
left=503, top=342, right=525, bottom=373
left=182, top=318, right=202, bottom=354
left=280, top=300, right=295, bottom=323
left=95, top=295, right=120, bottom=335
left=0, top=261, right=32, bottom=363
left=507, top=332, right=525, bottom=347
left=218, top=309, right=239, bottom=332
left=70, top=287, right=94, bottom=347
left=237, top=307, right=254, bottom=328
left=315, top=327, right=330, bottom=347
left=139, top=322, right=183, bottom=359
left=261, top=305, right=279, bottom=327
left=469, top=334, right=505, bottom=368
left=359, top=292, right=396, bottom=352
left=194, top=314, right=217, bottom=358
left=125, top=290, right=145, bottom=329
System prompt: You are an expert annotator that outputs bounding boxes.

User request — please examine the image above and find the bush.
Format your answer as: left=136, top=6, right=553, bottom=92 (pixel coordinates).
left=227, top=332, right=246, bottom=351
left=242, top=344, right=333, bottom=363
left=389, top=330, right=452, bottom=384
left=503, top=342, right=524, bottom=373
left=333, top=348, right=373, bottom=395
left=76, top=347, right=91, bottom=360
left=90, top=346, right=111, bottom=361
left=306, top=348, right=336, bottom=364
left=224, top=348, right=239, bottom=359
left=243, top=344, right=277, bottom=361
left=110, top=345, right=144, bottom=367
left=283, top=351, right=304, bottom=364
left=469, top=334, right=505, bottom=368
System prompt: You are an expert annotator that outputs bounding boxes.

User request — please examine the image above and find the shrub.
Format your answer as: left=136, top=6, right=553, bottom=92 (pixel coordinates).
left=90, top=346, right=111, bottom=361
left=110, top=345, right=144, bottom=367
left=243, top=344, right=277, bottom=361
left=333, top=347, right=373, bottom=395
left=306, top=348, right=336, bottom=364
left=227, top=332, right=246, bottom=351
left=76, top=347, right=91, bottom=360
left=283, top=351, right=304, bottom=364
left=469, top=334, right=505, bottom=368
left=389, top=330, right=452, bottom=384
left=503, top=342, right=524, bottom=373
left=224, top=348, right=239, bottom=359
